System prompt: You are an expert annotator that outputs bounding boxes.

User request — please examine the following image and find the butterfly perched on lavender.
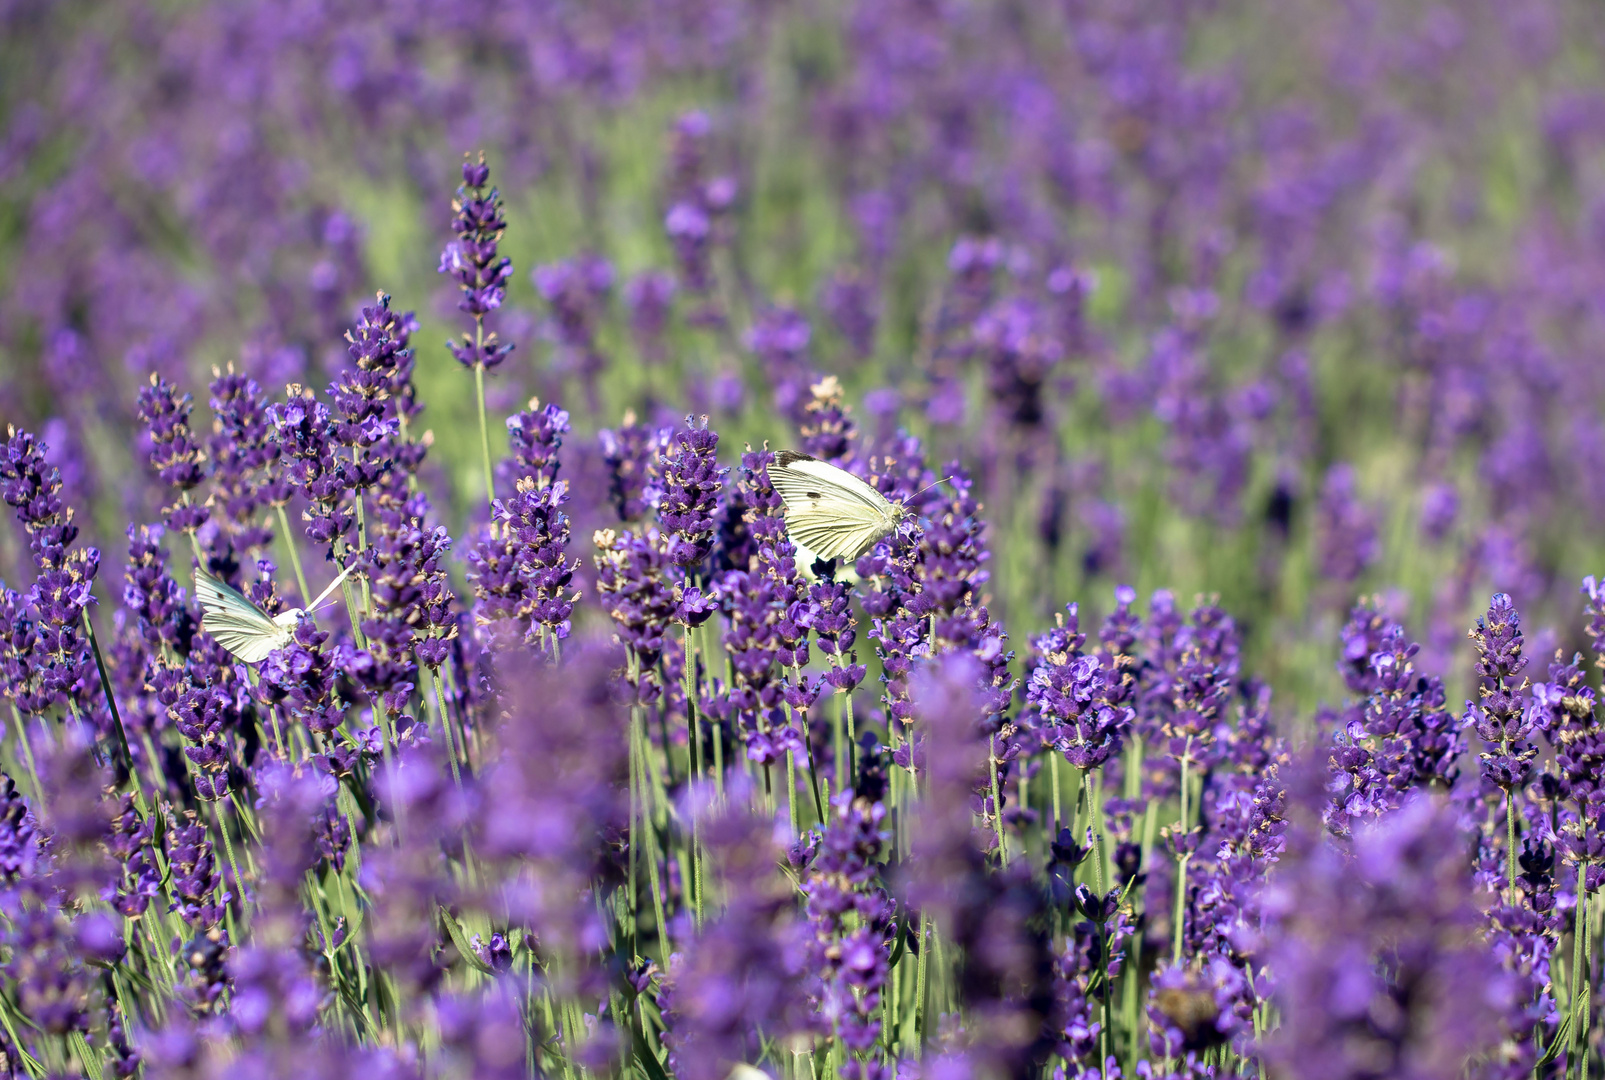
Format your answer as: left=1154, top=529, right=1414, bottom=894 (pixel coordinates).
left=769, top=450, right=937, bottom=562
left=193, top=564, right=352, bottom=663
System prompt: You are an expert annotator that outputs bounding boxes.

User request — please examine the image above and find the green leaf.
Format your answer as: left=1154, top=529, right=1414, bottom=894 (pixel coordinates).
left=0, top=993, right=43, bottom=1079
left=1534, top=1010, right=1573, bottom=1069
left=438, top=906, right=497, bottom=975
left=70, top=1030, right=105, bottom=1080
left=630, top=1016, right=672, bottom=1080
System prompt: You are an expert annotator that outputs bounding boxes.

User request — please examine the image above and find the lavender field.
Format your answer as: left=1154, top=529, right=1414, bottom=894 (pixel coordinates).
left=3, top=0, right=1605, bottom=1076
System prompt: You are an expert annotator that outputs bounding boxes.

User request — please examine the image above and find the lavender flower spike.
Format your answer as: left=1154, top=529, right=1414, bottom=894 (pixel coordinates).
left=440, top=152, right=515, bottom=508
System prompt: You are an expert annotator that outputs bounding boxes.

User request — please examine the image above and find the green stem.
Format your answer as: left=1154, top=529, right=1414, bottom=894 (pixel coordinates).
left=1172, top=854, right=1191, bottom=965
left=988, top=733, right=1006, bottom=863
left=9, top=705, right=45, bottom=811
left=683, top=627, right=705, bottom=928
left=791, top=665, right=823, bottom=822
left=1090, top=769, right=1105, bottom=894
left=844, top=684, right=857, bottom=790
left=474, top=357, right=495, bottom=511
left=353, top=496, right=373, bottom=617
left=1172, top=740, right=1193, bottom=963
left=211, top=800, right=244, bottom=912
left=914, top=913, right=930, bottom=1051
left=1572, top=879, right=1589, bottom=1079
left=1506, top=783, right=1518, bottom=901
left=1050, top=752, right=1062, bottom=839
left=787, top=748, right=800, bottom=838
left=81, top=608, right=139, bottom=793
left=630, top=661, right=671, bottom=963
left=274, top=504, right=312, bottom=603
left=428, top=668, right=464, bottom=790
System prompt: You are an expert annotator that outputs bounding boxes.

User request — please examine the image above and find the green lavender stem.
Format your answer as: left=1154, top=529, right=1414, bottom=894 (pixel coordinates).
left=274, top=503, right=312, bottom=603
left=1506, top=783, right=1518, bottom=900
left=1572, top=882, right=1589, bottom=1080
left=80, top=608, right=139, bottom=796
left=474, top=356, right=495, bottom=512
left=988, top=733, right=1007, bottom=863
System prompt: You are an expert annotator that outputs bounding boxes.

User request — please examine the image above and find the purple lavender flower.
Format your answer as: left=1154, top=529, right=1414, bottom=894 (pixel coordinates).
left=624, top=269, right=676, bottom=364
left=1262, top=786, right=1513, bottom=1079
left=1314, top=463, right=1380, bottom=588
left=746, top=306, right=814, bottom=423
left=594, top=526, right=677, bottom=679
left=436, top=984, right=529, bottom=1080
left=168, top=810, right=229, bottom=931
left=207, top=367, right=279, bottom=556
left=1326, top=602, right=1463, bottom=834
left=503, top=397, right=570, bottom=491
left=0, top=773, right=44, bottom=885
left=906, top=653, right=1055, bottom=1075
left=600, top=412, right=668, bottom=523
left=105, top=791, right=160, bottom=918
left=1027, top=604, right=1133, bottom=771
left=256, top=617, right=345, bottom=737
left=468, top=476, right=579, bottom=647
left=439, top=156, right=515, bottom=372
left=798, top=375, right=859, bottom=464
left=6, top=909, right=95, bottom=1035
left=799, top=754, right=893, bottom=1058
left=0, top=426, right=102, bottom=720
left=660, top=785, right=810, bottom=1078
left=654, top=416, right=725, bottom=567
left=268, top=387, right=353, bottom=552
left=1466, top=593, right=1538, bottom=794
left=135, top=375, right=211, bottom=535
left=973, top=294, right=1065, bottom=429
left=820, top=267, right=878, bottom=359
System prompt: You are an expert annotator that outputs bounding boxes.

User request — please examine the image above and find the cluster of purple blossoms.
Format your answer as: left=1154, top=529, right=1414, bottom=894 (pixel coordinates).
left=1262, top=788, right=1513, bottom=1079
left=134, top=375, right=210, bottom=536
left=600, top=412, right=668, bottom=523
left=1027, top=603, right=1135, bottom=772
left=1326, top=601, right=1463, bottom=833
left=439, top=156, right=515, bottom=373
left=268, top=388, right=352, bottom=553
left=469, top=436, right=579, bottom=651
left=1314, top=463, right=1380, bottom=589
left=798, top=754, right=894, bottom=1062
left=11, top=9, right=1605, bottom=1064
left=0, top=427, right=103, bottom=723
left=655, top=416, right=725, bottom=567
left=1467, top=593, right=1539, bottom=795
left=206, top=368, right=279, bottom=556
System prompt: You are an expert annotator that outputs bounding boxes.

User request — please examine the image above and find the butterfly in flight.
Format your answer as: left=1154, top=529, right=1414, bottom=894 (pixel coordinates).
left=193, top=564, right=352, bottom=663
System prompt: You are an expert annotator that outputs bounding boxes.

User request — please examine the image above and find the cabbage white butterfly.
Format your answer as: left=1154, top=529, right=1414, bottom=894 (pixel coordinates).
left=768, top=450, right=916, bottom=562
left=193, top=564, right=352, bottom=663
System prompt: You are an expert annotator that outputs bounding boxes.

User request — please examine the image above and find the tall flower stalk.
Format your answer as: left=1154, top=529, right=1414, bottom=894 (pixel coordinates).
left=439, top=153, right=515, bottom=511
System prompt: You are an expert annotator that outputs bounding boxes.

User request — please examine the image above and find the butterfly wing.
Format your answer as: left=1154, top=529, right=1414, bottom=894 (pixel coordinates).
left=771, top=451, right=898, bottom=561
left=788, top=504, right=892, bottom=561
left=771, top=451, right=893, bottom=515
left=193, top=567, right=292, bottom=664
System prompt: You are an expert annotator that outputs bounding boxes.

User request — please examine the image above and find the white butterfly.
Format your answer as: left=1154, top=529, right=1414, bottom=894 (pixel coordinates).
left=768, top=450, right=913, bottom=562
left=193, top=564, right=353, bottom=663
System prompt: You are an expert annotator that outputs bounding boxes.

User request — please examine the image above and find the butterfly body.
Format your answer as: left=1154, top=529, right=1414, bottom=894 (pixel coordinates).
left=769, top=450, right=909, bottom=562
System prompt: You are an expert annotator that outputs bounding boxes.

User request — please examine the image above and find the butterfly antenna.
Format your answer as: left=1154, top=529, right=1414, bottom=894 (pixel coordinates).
left=306, top=564, right=355, bottom=612
left=905, top=475, right=954, bottom=503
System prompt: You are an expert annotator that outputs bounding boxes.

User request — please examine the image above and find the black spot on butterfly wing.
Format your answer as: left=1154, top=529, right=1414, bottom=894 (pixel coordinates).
left=806, top=491, right=823, bottom=499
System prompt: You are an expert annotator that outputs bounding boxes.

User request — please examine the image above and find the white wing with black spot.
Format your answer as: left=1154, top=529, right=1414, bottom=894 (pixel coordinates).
left=770, top=451, right=899, bottom=562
